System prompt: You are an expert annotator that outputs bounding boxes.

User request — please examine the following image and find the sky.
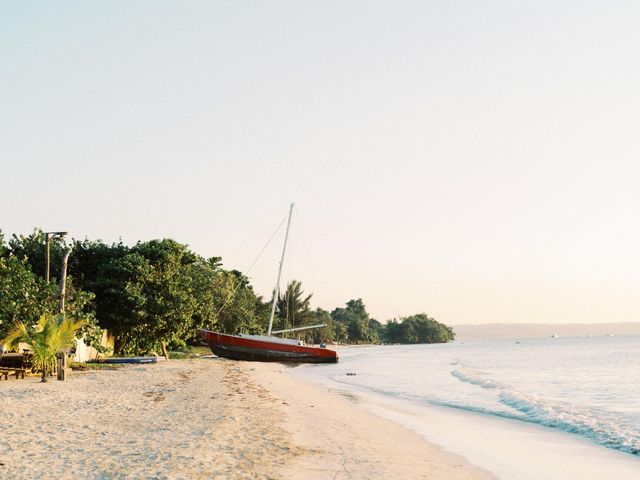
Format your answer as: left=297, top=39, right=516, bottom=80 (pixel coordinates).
left=2, top=1, right=640, bottom=325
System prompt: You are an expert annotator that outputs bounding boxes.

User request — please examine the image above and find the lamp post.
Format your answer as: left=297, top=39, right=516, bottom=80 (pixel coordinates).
left=43, top=231, right=70, bottom=381
left=44, top=231, right=67, bottom=283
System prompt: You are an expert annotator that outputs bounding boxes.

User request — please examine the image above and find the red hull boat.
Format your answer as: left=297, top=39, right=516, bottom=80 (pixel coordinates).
left=202, top=204, right=337, bottom=364
left=201, top=330, right=338, bottom=363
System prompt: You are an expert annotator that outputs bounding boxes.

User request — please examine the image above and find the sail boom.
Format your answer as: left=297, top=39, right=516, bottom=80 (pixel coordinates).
left=271, top=324, right=326, bottom=334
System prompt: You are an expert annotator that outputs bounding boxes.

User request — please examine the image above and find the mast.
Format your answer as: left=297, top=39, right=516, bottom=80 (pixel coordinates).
left=267, top=203, right=294, bottom=336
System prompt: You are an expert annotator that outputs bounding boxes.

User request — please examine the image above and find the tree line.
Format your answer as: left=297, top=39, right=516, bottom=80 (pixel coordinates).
left=0, top=230, right=454, bottom=355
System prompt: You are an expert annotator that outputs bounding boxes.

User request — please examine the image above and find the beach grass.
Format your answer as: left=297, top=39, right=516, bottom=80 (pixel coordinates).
left=69, top=361, right=126, bottom=371
left=168, top=345, right=211, bottom=359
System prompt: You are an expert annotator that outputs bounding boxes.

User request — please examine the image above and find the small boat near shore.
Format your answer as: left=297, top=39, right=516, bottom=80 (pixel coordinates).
left=202, top=203, right=338, bottom=364
left=91, top=356, right=166, bottom=364
left=201, top=330, right=338, bottom=363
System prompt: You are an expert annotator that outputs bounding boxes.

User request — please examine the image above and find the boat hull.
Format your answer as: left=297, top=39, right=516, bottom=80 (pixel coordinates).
left=91, top=356, right=165, bottom=364
left=201, top=330, right=338, bottom=363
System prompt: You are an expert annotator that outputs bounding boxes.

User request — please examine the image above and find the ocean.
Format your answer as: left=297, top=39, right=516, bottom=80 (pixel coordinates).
left=293, top=335, right=640, bottom=479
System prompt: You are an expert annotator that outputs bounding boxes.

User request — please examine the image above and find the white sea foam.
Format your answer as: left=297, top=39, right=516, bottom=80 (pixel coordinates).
left=450, top=367, right=504, bottom=389
left=449, top=360, right=640, bottom=455
left=499, top=389, right=640, bottom=455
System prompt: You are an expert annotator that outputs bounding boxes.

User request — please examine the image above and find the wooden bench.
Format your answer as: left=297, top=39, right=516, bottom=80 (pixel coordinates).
left=0, top=367, right=26, bottom=380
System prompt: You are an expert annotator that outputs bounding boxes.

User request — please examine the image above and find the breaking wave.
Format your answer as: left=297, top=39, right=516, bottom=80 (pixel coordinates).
left=450, top=367, right=504, bottom=389
left=450, top=367, right=640, bottom=456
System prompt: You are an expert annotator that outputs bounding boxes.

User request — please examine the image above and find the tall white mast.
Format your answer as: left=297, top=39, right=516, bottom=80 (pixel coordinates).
left=267, top=203, right=294, bottom=336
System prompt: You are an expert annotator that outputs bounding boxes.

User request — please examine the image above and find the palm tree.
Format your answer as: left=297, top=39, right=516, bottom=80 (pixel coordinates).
left=2, top=314, right=86, bottom=382
left=276, top=280, right=313, bottom=335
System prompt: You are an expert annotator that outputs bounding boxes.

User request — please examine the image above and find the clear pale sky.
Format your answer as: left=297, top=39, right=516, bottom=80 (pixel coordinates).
left=2, top=1, right=639, bottom=324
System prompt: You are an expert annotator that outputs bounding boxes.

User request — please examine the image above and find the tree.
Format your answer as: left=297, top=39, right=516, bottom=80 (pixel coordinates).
left=0, top=254, right=51, bottom=340
left=384, top=318, right=404, bottom=343
left=0, top=250, right=99, bottom=346
left=67, top=238, right=269, bottom=353
left=184, top=257, right=224, bottom=342
left=213, top=269, right=269, bottom=336
left=307, top=308, right=335, bottom=344
left=91, top=240, right=201, bottom=354
left=382, top=313, right=454, bottom=344
left=6, top=229, right=67, bottom=281
left=2, top=314, right=86, bottom=382
left=368, top=318, right=383, bottom=344
left=129, top=239, right=199, bottom=351
left=275, top=280, right=313, bottom=333
left=331, top=299, right=373, bottom=344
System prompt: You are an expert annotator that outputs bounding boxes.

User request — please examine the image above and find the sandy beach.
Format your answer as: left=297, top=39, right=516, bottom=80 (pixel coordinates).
left=0, top=358, right=492, bottom=479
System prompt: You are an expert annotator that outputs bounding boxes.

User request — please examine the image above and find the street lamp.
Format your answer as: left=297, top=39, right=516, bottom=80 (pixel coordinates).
left=44, top=231, right=67, bottom=283
left=42, top=231, right=72, bottom=382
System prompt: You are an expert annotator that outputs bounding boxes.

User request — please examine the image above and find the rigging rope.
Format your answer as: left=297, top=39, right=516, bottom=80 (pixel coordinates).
left=213, top=215, right=287, bottom=319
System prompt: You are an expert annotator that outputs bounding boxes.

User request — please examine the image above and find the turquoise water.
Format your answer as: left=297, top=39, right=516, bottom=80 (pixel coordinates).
left=294, top=335, right=640, bottom=478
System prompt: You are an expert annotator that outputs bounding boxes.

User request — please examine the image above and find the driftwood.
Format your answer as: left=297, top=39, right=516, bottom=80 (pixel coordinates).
left=161, top=341, right=170, bottom=361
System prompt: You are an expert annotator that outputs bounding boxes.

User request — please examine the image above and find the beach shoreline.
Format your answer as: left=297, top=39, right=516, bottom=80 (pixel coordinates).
left=293, top=341, right=640, bottom=480
left=247, top=361, right=494, bottom=480
left=0, top=357, right=491, bottom=479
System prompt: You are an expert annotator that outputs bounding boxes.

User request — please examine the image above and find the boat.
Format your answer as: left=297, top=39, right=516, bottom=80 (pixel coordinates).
left=201, top=204, right=338, bottom=364
left=201, top=331, right=337, bottom=363
left=91, top=356, right=166, bottom=364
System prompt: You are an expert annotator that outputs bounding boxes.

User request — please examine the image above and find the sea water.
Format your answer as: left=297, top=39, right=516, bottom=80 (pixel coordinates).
left=292, top=335, right=640, bottom=479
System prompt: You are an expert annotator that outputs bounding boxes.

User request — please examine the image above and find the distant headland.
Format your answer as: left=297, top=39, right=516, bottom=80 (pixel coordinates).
left=453, top=322, right=640, bottom=340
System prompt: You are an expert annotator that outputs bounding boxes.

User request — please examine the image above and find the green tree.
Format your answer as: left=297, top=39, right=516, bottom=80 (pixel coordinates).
left=334, top=319, right=348, bottom=343
left=307, top=308, right=335, bottom=344
left=410, top=313, right=455, bottom=343
left=0, top=254, right=51, bottom=339
left=331, top=299, right=372, bottom=344
left=6, top=229, right=67, bottom=281
left=2, top=314, right=86, bottom=382
left=368, top=318, right=383, bottom=344
left=67, top=238, right=269, bottom=353
left=382, top=313, right=454, bottom=344
left=130, top=239, right=199, bottom=351
left=184, top=257, right=224, bottom=342
left=0, top=250, right=99, bottom=346
left=3, top=231, right=276, bottom=355
left=384, top=318, right=404, bottom=343
left=92, top=240, right=199, bottom=354
left=214, top=270, right=269, bottom=335
left=275, top=280, right=313, bottom=334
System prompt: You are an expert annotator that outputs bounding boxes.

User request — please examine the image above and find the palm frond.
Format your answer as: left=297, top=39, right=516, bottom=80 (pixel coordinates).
left=2, top=321, right=30, bottom=350
left=2, top=313, right=87, bottom=379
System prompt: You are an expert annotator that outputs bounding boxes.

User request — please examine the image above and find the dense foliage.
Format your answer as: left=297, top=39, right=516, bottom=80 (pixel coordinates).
left=270, top=291, right=453, bottom=345
left=1, top=229, right=455, bottom=354
left=65, top=238, right=270, bottom=354
left=384, top=313, right=455, bottom=344
left=0, top=231, right=99, bottom=345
